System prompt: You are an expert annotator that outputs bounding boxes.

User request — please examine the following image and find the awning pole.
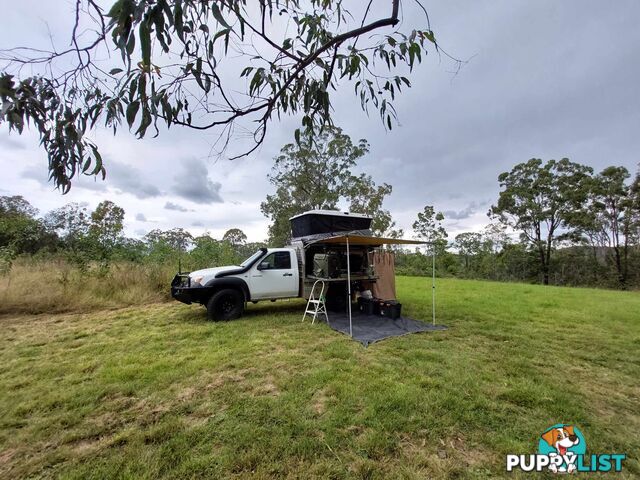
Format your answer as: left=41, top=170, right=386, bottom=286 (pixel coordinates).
left=346, top=235, right=352, bottom=337
left=432, top=247, right=436, bottom=326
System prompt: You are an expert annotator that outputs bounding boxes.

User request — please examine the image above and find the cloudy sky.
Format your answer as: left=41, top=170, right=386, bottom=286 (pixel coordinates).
left=1, top=0, right=639, bottom=242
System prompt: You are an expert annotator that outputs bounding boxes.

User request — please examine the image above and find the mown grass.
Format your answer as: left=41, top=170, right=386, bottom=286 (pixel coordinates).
left=1, top=277, right=639, bottom=479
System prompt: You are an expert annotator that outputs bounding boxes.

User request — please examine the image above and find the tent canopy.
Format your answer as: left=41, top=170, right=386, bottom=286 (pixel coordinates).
left=304, top=231, right=428, bottom=247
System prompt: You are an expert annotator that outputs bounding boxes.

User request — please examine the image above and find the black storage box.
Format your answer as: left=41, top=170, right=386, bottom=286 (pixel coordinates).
left=357, top=297, right=379, bottom=316
left=379, top=300, right=402, bottom=319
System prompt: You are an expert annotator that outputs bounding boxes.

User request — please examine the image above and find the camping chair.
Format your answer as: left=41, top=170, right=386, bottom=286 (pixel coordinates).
left=302, top=280, right=328, bottom=324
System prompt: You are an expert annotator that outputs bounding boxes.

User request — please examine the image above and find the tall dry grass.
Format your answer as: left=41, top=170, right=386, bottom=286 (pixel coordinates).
left=0, top=257, right=177, bottom=315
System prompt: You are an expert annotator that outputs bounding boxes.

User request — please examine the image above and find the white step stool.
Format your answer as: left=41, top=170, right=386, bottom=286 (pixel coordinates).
left=302, top=280, right=328, bottom=324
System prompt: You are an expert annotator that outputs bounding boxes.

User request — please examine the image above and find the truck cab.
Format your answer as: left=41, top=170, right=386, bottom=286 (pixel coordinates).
left=171, top=247, right=300, bottom=321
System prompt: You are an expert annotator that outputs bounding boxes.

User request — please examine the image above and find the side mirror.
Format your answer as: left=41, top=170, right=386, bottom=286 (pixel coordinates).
left=258, top=261, right=270, bottom=270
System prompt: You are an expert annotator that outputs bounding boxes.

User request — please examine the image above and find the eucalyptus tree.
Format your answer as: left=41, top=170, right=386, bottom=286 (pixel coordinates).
left=0, top=0, right=451, bottom=192
left=412, top=205, right=447, bottom=252
left=222, top=228, right=247, bottom=247
left=573, top=166, right=638, bottom=286
left=261, top=126, right=395, bottom=245
left=89, top=200, right=126, bottom=257
left=490, top=158, right=592, bottom=285
left=454, top=231, right=482, bottom=271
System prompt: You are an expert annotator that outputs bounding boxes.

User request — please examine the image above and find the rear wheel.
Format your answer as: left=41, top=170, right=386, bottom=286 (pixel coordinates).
left=206, top=289, right=244, bottom=321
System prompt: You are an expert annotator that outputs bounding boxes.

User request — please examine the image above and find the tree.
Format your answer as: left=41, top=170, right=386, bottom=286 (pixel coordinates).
left=412, top=205, right=447, bottom=252
left=0, top=196, right=55, bottom=255
left=44, top=202, right=92, bottom=252
left=347, top=175, right=402, bottom=237
left=222, top=228, right=247, bottom=247
left=261, top=127, right=395, bottom=245
left=454, top=232, right=482, bottom=271
left=490, top=158, right=592, bottom=285
left=482, top=222, right=510, bottom=254
left=0, top=195, right=37, bottom=218
left=89, top=200, right=125, bottom=257
left=631, top=167, right=640, bottom=246
left=0, top=0, right=451, bottom=191
left=572, top=166, right=636, bottom=286
left=145, top=228, right=193, bottom=252
left=190, top=234, right=238, bottom=269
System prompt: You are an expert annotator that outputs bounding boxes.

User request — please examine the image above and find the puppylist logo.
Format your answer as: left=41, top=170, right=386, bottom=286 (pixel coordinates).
left=506, top=424, right=626, bottom=473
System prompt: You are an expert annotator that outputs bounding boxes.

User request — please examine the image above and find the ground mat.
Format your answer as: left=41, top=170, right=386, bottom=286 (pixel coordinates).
left=325, top=311, right=447, bottom=346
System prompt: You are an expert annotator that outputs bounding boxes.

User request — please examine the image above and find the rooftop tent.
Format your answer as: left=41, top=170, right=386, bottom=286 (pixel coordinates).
left=290, top=210, right=372, bottom=238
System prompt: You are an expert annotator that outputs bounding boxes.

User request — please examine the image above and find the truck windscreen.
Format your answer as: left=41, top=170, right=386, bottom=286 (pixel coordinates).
left=240, top=250, right=265, bottom=267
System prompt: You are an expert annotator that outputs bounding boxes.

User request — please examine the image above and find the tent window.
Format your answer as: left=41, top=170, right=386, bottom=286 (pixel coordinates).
left=261, top=251, right=292, bottom=270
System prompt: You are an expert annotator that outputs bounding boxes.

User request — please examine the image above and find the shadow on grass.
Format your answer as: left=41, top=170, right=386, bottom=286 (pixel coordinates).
left=170, top=299, right=308, bottom=325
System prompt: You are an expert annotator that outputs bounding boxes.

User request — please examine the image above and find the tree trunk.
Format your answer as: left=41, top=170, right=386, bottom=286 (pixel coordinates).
left=613, top=246, right=625, bottom=287
left=537, top=245, right=549, bottom=285
left=544, top=230, right=554, bottom=286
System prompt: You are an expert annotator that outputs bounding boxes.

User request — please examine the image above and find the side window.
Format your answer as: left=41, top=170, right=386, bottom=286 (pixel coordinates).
left=261, top=251, right=291, bottom=270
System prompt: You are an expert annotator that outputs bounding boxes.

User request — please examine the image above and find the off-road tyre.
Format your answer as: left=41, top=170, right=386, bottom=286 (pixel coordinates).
left=206, top=288, right=244, bottom=321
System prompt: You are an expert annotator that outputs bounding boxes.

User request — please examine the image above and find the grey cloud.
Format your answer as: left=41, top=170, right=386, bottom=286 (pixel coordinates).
left=21, top=164, right=108, bottom=192
left=443, top=201, right=488, bottom=220
left=107, top=161, right=161, bottom=199
left=172, top=158, right=223, bottom=204
left=192, top=220, right=204, bottom=227
left=164, top=201, right=192, bottom=212
left=3, top=0, right=640, bottom=240
left=20, top=152, right=159, bottom=198
left=0, top=132, right=26, bottom=150
left=135, top=213, right=147, bottom=222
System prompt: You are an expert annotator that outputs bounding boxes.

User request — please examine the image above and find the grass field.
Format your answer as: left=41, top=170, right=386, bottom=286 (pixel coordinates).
left=1, top=277, right=639, bottom=479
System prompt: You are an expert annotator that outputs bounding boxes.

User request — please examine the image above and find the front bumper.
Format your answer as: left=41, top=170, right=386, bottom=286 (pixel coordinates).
left=171, top=274, right=199, bottom=304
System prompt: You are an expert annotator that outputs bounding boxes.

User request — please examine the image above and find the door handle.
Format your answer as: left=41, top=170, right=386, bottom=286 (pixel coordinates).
left=283, top=273, right=293, bottom=277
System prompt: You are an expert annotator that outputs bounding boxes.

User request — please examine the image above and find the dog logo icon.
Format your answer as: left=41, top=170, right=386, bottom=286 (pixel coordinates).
left=538, top=424, right=586, bottom=473
left=507, top=424, right=625, bottom=473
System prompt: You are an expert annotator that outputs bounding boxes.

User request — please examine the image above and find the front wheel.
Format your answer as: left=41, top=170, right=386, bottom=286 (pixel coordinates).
left=206, top=289, right=244, bottom=321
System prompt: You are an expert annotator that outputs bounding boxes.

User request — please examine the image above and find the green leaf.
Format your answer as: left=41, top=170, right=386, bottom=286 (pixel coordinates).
left=136, top=105, right=152, bottom=138
left=126, top=34, right=136, bottom=57
left=126, top=101, right=140, bottom=128
left=213, top=28, right=231, bottom=43
left=109, top=68, right=123, bottom=75
left=211, top=3, right=230, bottom=28
left=425, top=30, right=436, bottom=44
left=174, top=1, right=184, bottom=40
left=107, top=0, right=124, bottom=19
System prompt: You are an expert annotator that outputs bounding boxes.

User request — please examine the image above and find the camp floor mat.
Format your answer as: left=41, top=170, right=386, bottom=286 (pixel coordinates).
left=325, top=311, right=447, bottom=346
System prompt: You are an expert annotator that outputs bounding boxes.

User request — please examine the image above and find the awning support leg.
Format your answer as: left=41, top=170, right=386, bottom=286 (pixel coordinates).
left=347, top=236, right=352, bottom=337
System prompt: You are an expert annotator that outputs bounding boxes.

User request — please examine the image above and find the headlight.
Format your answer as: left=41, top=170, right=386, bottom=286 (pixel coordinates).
left=192, top=276, right=204, bottom=285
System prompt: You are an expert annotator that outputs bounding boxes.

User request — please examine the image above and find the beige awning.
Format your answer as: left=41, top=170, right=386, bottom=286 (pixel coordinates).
left=309, top=234, right=427, bottom=246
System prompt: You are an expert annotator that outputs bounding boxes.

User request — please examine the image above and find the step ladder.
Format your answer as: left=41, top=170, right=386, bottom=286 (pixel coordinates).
left=302, top=280, right=328, bottom=324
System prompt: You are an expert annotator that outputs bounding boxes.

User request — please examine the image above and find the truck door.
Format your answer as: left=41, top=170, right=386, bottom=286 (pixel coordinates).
left=249, top=250, right=298, bottom=299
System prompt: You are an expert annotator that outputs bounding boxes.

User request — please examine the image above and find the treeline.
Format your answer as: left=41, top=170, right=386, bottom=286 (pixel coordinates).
left=0, top=196, right=266, bottom=314
left=2, top=157, right=639, bottom=294
left=0, top=196, right=262, bottom=276
left=400, top=160, right=640, bottom=289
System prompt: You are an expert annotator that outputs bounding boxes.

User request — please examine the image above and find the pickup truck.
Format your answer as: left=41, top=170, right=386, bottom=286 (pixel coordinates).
left=171, top=210, right=391, bottom=321
left=171, top=247, right=303, bottom=321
